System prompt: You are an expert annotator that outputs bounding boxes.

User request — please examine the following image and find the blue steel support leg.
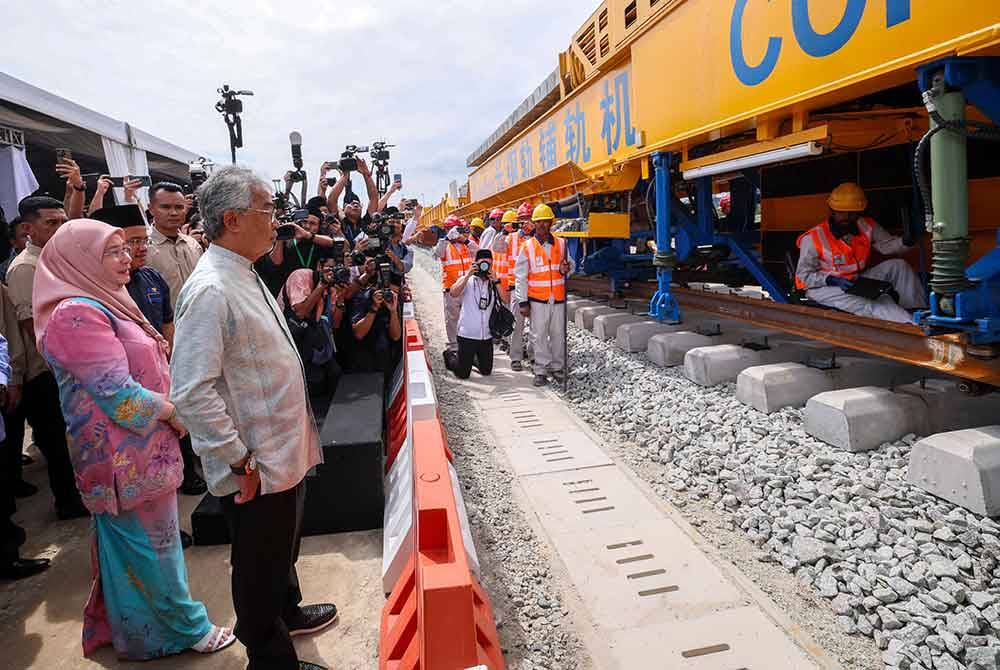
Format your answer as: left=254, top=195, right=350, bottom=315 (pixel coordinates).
left=649, top=152, right=681, bottom=323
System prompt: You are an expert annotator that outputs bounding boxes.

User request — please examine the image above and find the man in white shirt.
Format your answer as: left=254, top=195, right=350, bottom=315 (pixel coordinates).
left=170, top=166, right=334, bottom=670
left=478, top=207, right=505, bottom=251
left=449, top=250, right=504, bottom=379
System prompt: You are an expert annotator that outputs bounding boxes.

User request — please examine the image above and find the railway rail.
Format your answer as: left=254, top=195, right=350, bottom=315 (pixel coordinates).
left=567, top=276, right=1000, bottom=387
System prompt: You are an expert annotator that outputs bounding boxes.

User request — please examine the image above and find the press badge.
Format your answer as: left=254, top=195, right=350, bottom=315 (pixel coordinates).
left=479, top=296, right=490, bottom=310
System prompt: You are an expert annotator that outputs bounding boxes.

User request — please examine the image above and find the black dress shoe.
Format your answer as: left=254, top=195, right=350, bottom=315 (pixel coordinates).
left=56, top=501, right=90, bottom=520
left=0, top=557, right=51, bottom=580
left=180, top=474, right=207, bottom=496
left=13, top=480, right=38, bottom=498
left=180, top=530, right=193, bottom=549
left=286, top=603, right=338, bottom=637
left=298, top=662, right=328, bottom=670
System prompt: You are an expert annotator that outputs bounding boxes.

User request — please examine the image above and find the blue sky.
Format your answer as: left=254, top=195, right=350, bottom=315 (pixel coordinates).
left=7, top=0, right=596, bottom=207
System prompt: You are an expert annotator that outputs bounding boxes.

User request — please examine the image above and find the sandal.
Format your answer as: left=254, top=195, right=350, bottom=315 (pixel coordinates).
left=192, top=625, right=237, bottom=653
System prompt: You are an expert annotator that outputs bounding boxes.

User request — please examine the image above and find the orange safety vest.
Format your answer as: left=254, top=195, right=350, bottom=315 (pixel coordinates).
left=493, top=246, right=509, bottom=283
left=441, top=242, right=472, bottom=290
left=795, top=218, right=874, bottom=290
left=525, top=236, right=567, bottom=303
left=505, top=231, right=528, bottom=288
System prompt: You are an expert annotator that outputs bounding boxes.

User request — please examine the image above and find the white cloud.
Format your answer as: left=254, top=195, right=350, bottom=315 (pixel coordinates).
left=6, top=0, right=596, bottom=206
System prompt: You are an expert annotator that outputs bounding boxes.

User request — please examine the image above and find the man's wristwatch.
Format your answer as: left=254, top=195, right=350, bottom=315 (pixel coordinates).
left=230, top=454, right=257, bottom=476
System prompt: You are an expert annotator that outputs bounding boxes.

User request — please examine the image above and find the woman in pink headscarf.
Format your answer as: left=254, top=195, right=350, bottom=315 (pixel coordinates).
left=34, top=219, right=234, bottom=660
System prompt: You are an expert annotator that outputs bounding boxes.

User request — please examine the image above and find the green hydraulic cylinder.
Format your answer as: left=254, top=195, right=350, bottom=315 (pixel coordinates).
left=929, top=90, right=971, bottom=310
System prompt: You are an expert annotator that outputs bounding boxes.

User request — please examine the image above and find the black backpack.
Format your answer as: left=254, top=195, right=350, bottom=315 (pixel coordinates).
left=488, top=282, right=515, bottom=338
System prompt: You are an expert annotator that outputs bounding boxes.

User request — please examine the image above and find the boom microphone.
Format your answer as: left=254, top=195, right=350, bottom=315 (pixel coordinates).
left=290, top=131, right=303, bottom=170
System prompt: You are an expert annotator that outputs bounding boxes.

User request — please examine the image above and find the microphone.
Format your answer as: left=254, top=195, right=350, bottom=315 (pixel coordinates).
left=289, top=131, right=303, bottom=169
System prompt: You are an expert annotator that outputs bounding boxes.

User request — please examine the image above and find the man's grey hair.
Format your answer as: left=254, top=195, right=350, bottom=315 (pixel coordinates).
left=197, top=165, right=271, bottom=241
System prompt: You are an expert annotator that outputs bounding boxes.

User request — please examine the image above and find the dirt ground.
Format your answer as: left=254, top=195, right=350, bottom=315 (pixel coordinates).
left=1, top=444, right=383, bottom=670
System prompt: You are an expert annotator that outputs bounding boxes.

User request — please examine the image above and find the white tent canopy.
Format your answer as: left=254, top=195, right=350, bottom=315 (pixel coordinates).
left=0, top=72, right=204, bottom=190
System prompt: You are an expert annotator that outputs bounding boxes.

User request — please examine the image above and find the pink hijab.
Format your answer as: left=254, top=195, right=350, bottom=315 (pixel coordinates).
left=33, top=218, right=164, bottom=350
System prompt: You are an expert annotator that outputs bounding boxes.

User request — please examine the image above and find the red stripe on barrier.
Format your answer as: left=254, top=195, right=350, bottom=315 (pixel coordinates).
left=405, top=320, right=424, bottom=351
left=379, top=418, right=504, bottom=670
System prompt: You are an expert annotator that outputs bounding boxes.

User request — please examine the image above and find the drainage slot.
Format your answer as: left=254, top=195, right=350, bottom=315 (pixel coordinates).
left=606, top=540, right=643, bottom=550
left=568, top=487, right=600, bottom=494
left=638, top=585, right=679, bottom=596
left=582, top=506, right=615, bottom=514
left=541, top=449, right=569, bottom=456
left=534, top=438, right=560, bottom=444
left=615, top=554, right=654, bottom=564
left=519, top=423, right=544, bottom=429
left=626, top=569, right=666, bottom=580
left=547, top=456, right=574, bottom=463
left=681, top=643, right=730, bottom=658
left=562, top=479, right=592, bottom=486
left=573, top=496, right=608, bottom=504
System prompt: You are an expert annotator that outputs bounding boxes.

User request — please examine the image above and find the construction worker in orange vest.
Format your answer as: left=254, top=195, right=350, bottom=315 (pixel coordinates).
left=795, top=182, right=926, bottom=323
left=434, top=215, right=479, bottom=364
left=501, top=208, right=535, bottom=370
left=515, top=204, right=574, bottom=386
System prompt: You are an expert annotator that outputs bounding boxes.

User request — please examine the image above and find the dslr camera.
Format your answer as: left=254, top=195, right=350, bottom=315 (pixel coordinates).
left=474, top=259, right=492, bottom=278
left=377, top=261, right=394, bottom=303
left=328, top=238, right=353, bottom=285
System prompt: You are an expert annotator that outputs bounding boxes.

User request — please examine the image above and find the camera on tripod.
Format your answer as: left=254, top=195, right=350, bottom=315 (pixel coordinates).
left=370, top=141, right=391, bottom=163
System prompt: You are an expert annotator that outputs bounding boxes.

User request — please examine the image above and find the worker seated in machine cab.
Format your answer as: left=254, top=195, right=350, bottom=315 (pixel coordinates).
left=794, top=182, right=928, bottom=324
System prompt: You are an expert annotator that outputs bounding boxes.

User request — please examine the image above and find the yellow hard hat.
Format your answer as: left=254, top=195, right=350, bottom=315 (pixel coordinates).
left=531, top=204, right=555, bottom=222
left=828, top=182, right=868, bottom=212
left=470, top=217, right=485, bottom=231
left=501, top=209, right=518, bottom=224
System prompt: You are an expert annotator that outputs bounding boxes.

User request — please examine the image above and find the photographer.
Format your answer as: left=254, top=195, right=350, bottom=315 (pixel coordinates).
left=434, top=216, right=479, bottom=365
left=257, top=208, right=337, bottom=297
left=348, top=265, right=402, bottom=376
left=449, top=250, right=504, bottom=379
left=277, top=258, right=347, bottom=399
left=326, top=158, right=379, bottom=241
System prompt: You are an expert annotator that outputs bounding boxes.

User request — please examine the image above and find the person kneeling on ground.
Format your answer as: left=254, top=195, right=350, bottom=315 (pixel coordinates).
left=449, top=249, right=506, bottom=379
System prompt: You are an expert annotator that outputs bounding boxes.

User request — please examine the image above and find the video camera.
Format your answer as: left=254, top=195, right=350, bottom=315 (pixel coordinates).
left=338, top=145, right=369, bottom=173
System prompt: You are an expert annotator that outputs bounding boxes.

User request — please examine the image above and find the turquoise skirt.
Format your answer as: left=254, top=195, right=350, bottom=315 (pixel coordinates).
left=82, top=492, right=212, bottom=660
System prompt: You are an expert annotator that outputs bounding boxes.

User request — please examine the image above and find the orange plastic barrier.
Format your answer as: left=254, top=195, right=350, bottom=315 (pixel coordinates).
left=379, top=418, right=504, bottom=670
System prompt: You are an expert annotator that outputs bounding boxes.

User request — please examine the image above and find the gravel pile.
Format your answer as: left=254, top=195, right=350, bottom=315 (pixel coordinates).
left=409, top=252, right=588, bottom=670
left=558, top=323, right=1000, bottom=670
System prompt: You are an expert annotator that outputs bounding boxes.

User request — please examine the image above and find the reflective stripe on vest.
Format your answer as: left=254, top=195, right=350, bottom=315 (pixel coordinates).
left=442, top=243, right=472, bottom=289
left=795, top=218, right=874, bottom=290
left=525, top=236, right=566, bottom=303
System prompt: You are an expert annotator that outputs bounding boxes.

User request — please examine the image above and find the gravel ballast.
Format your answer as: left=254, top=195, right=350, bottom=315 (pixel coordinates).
left=557, top=319, right=1000, bottom=670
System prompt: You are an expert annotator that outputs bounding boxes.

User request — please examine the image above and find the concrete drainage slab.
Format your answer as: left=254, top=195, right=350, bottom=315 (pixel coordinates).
left=472, top=373, right=834, bottom=668
left=497, top=430, right=614, bottom=476
left=481, top=402, right=579, bottom=437
left=540, top=519, right=746, bottom=629
left=610, top=605, right=824, bottom=669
